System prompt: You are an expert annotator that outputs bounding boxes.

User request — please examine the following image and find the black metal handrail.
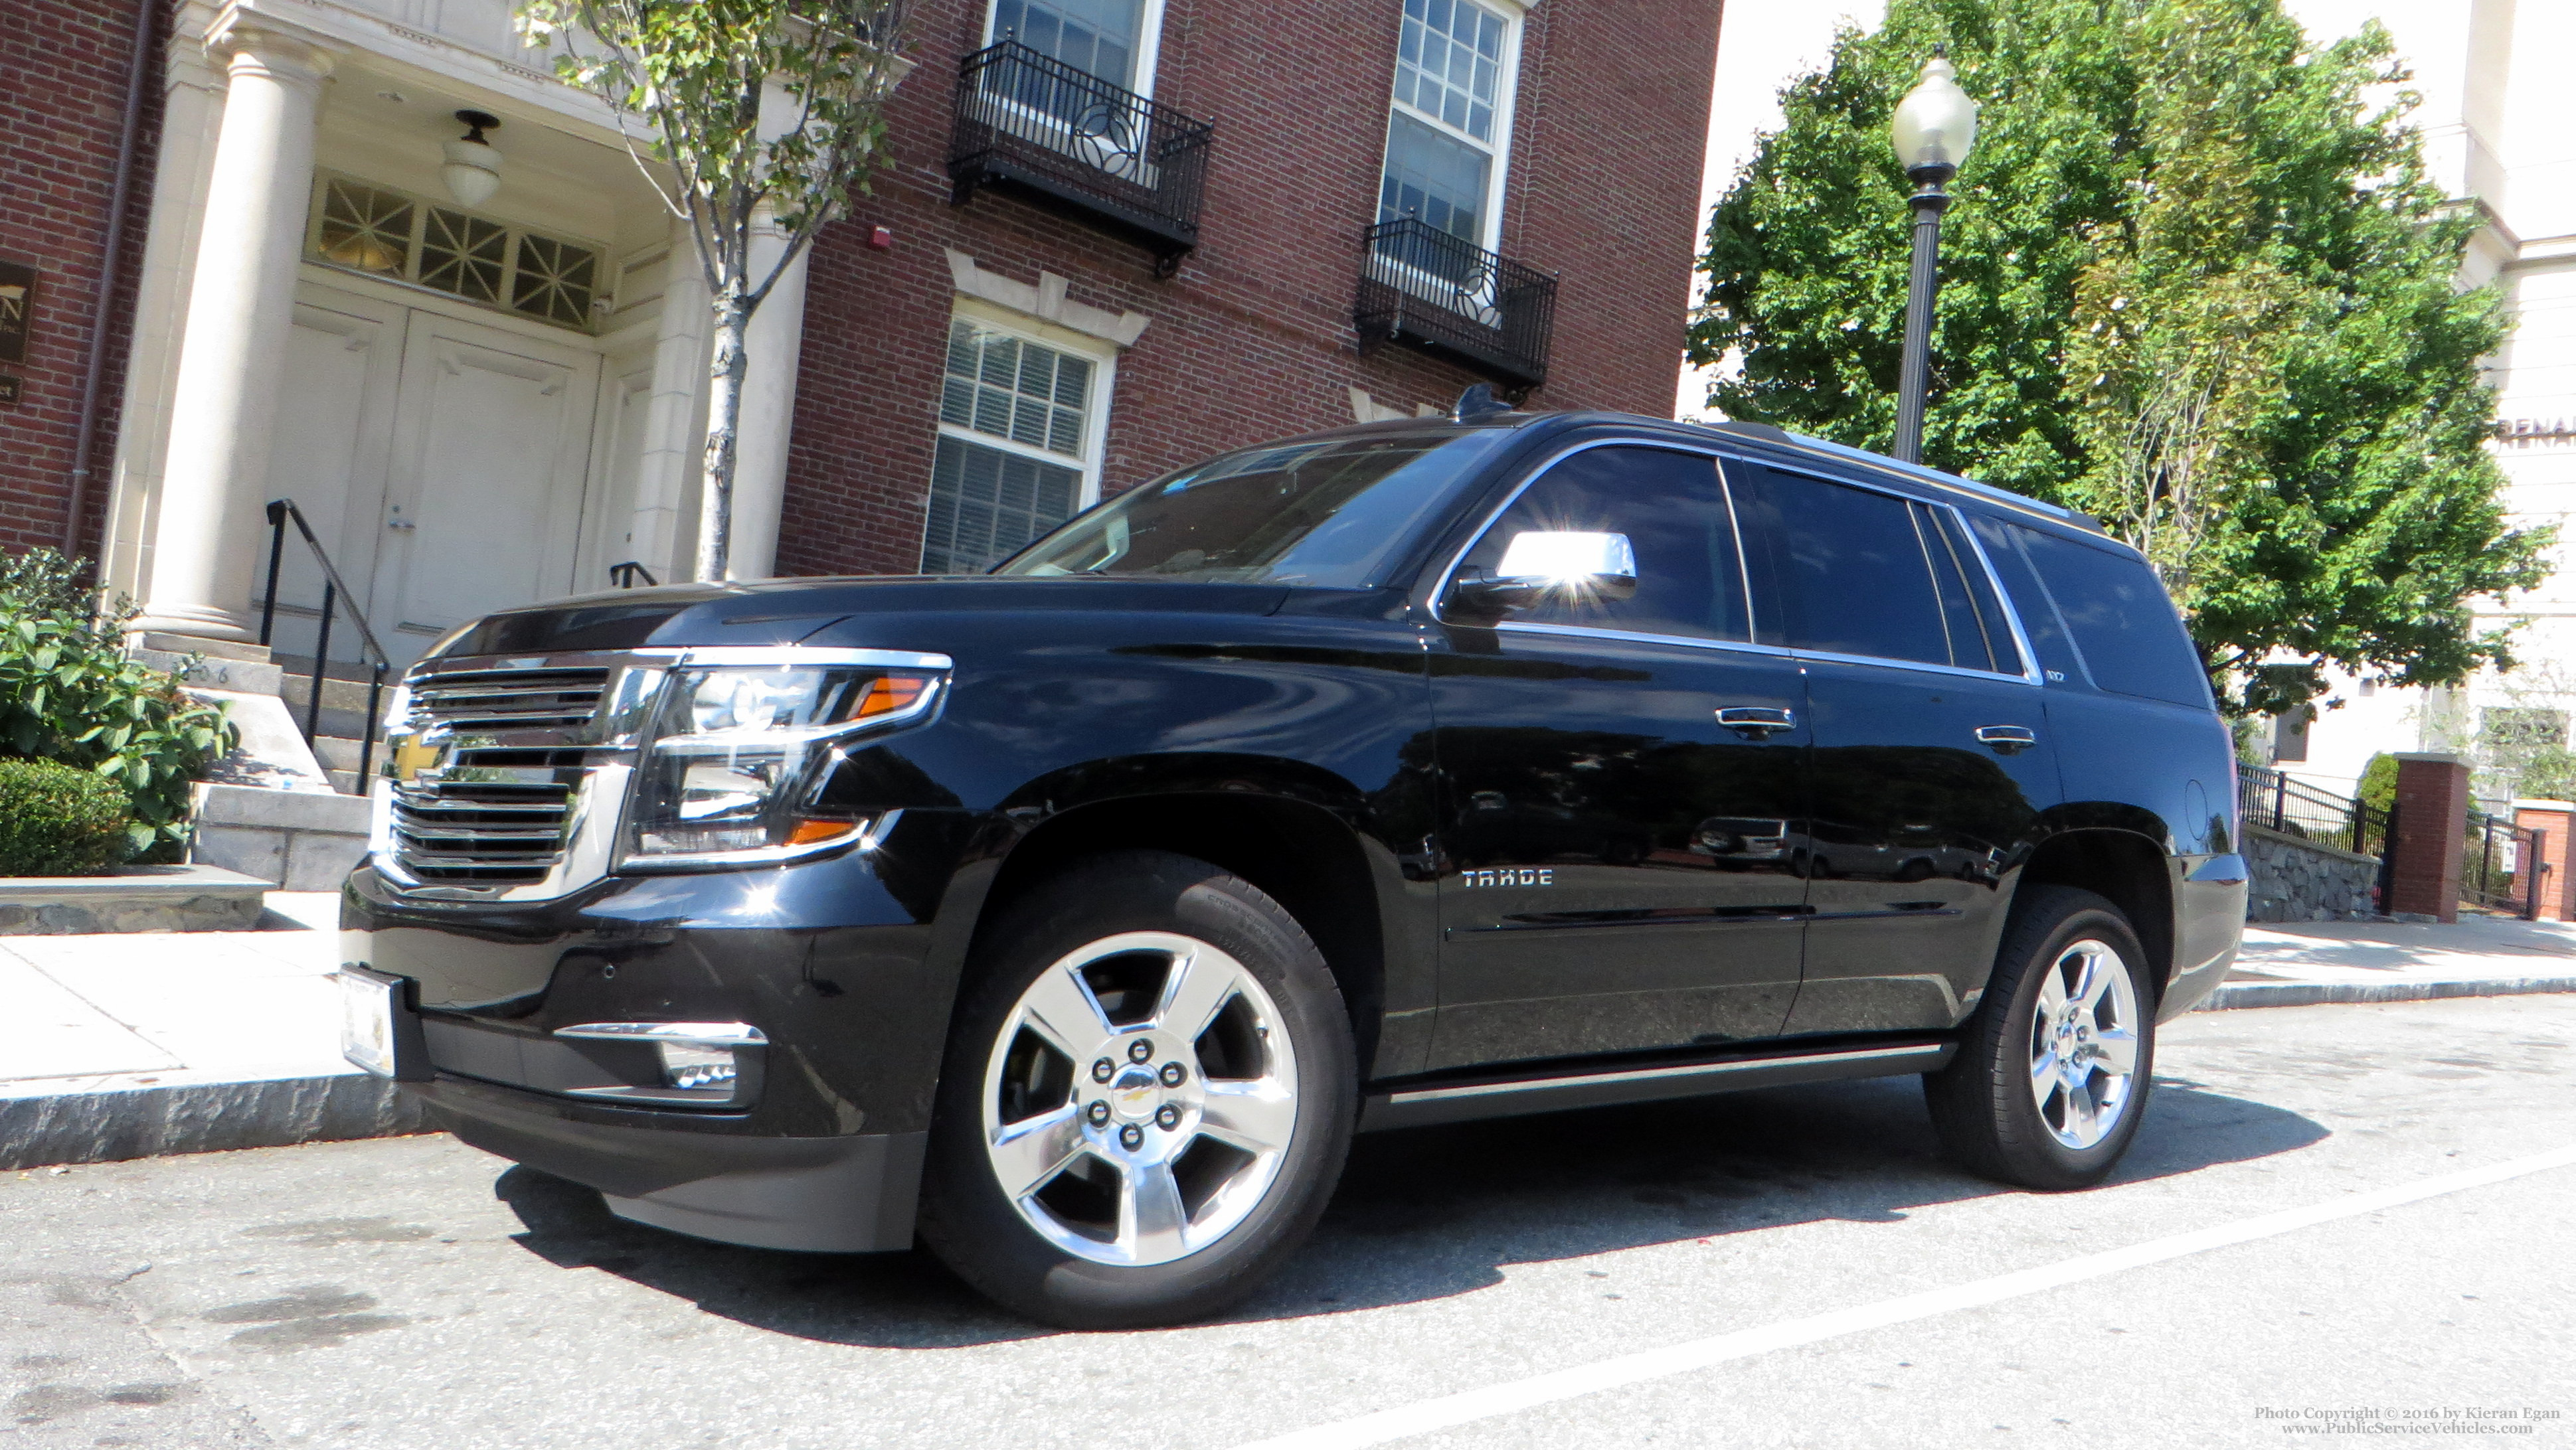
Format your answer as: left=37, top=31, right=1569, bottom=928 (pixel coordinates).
left=1356, top=217, right=1557, bottom=390
left=257, top=498, right=392, bottom=787
left=2463, top=805, right=2544, bottom=919
left=2235, top=763, right=2386, bottom=858
left=609, top=560, right=659, bottom=589
left=949, top=38, right=1214, bottom=270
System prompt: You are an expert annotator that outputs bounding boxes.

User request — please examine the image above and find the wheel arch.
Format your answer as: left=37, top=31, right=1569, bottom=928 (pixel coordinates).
left=2014, top=827, right=2178, bottom=1004
left=975, top=783, right=1398, bottom=1077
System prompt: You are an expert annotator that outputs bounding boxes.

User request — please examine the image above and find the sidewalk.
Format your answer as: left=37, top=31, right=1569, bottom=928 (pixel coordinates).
left=2208, top=913, right=2576, bottom=1010
left=3, top=896, right=2571, bottom=1170
left=0, top=893, right=422, bottom=1170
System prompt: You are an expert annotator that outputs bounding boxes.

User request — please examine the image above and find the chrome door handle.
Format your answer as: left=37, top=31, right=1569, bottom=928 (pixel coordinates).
left=386, top=517, right=416, bottom=531
left=1975, top=724, right=2037, bottom=755
left=1717, top=706, right=1796, bottom=738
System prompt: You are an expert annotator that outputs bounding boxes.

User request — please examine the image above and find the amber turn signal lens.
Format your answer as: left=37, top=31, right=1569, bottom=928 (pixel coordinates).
left=785, top=818, right=862, bottom=846
left=853, top=674, right=930, bottom=720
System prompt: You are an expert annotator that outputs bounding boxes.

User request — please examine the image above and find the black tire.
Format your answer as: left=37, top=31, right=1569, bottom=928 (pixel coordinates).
left=1924, top=884, right=2157, bottom=1190
left=917, top=850, right=1356, bottom=1329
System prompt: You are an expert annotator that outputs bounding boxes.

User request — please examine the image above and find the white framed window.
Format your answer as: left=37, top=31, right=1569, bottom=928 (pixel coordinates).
left=301, top=174, right=609, bottom=333
left=1378, top=0, right=1523, bottom=254
left=924, top=306, right=1116, bottom=574
left=986, top=0, right=1167, bottom=96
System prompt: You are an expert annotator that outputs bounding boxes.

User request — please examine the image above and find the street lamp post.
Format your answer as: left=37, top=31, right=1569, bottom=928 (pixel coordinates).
left=1889, top=50, right=1980, bottom=465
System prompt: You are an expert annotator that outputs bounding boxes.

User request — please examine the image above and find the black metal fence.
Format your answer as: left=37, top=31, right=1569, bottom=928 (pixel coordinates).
left=1355, top=217, right=1557, bottom=390
left=2235, top=763, right=2385, bottom=858
left=949, top=39, right=1213, bottom=269
left=2462, top=805, right=2545, bottom=918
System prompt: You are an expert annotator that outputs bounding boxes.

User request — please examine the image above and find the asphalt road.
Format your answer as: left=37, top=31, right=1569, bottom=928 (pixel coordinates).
left=6, top=995, right=2574, bottom=1450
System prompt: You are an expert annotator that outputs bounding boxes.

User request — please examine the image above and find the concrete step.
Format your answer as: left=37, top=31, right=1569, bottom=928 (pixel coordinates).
left=274, top=669, right=392, bottom=717
left=311, top=734, right=371, bottom=772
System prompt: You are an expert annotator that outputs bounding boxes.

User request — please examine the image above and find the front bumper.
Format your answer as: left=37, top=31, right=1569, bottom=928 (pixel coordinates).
left=422, top=1075, right=924, bottom=1252
left=341, top=817, right=993, bottom=1252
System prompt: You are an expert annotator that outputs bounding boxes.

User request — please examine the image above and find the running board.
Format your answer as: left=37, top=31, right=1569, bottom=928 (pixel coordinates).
left=1359, top=1040, right=1955, bottom=1133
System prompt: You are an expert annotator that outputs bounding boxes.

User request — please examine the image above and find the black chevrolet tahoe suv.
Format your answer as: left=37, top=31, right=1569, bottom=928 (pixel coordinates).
left=339, top=403, right=2249, bottom=1329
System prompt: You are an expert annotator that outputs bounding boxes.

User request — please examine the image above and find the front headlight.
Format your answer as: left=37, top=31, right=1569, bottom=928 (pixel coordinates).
left=622, top=655, right=946, bottom=868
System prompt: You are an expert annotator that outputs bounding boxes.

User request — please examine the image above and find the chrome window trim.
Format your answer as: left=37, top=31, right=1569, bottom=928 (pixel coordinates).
left=1432, top=436, right=2047, bottom=686
left=1494, top=620, right=1794, bottom=660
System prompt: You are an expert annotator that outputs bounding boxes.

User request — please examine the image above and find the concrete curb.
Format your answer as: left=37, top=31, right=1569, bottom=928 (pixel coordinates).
left=2198, top=977, right=2576, bottom=1011
left=0, top=1072, right=430, bottom=1170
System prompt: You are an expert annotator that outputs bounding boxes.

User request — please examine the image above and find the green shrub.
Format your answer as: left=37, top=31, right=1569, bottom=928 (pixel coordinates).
left=0, top=756, right=135, bottom=876
left=0, top=548, right=237, bottom=860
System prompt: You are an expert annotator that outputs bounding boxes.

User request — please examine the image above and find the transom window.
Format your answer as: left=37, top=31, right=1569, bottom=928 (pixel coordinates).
left=304, top=177, right=606, bottom=331
left=924, top=316, right=1112, bottom=574
left=1379, top=0, right=1517, bottom=248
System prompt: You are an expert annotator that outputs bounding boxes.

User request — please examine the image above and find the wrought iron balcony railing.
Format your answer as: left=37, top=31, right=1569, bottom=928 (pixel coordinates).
left=1355, top=218, right=1557, bottom=391
left=950, top=39, right=1214, bottom=273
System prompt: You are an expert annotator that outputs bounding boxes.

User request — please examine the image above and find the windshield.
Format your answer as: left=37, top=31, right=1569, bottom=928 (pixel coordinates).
left=993, top=428, right=1514, bottom=588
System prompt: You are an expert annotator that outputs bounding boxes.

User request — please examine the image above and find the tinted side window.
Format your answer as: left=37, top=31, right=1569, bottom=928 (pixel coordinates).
left=2016, top=528, right=2212, bottom=708
left=1967, top=513, right=2084, bottom=684
left=1456, top=446, right=1750, bottom=643
left=1749, top=465, right=2010, bottom=672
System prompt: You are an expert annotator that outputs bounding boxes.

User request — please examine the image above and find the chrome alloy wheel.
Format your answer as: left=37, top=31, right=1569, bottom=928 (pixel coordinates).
left=2027, top=938, right=2142, bottom=1151
left=980, top=931, right=1300, bottom=1267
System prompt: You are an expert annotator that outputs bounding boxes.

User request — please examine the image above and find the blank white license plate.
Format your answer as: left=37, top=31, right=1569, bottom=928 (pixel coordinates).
left=339, top=968, right=400, bottom=1078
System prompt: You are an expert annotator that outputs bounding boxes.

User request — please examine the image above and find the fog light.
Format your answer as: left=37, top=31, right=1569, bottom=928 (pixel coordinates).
left=658, top=1040, right=737, bottom=1092
left=553, top=1021, right=766, bottom=1105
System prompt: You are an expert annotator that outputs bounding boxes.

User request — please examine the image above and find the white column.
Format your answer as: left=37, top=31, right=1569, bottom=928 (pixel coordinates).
left=726, top=213, right=812, bottom=580
left=130, top=19, right=335, bottom=645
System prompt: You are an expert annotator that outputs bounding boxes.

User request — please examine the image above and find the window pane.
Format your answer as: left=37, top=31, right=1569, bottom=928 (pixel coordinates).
left=2016, top=528, right=2213, bottom=708
left=1379, top=111, right=1490, bottom=240
left=1458, top=447, right=1750, bottom=643
left=1931, top=507, right=2023, bottom=674
left=1397, top=0, right=1504, bottom=142
left=419, top=206, right=507, bottom=305
left=1752, top=467, right=1954, bottom=666
left=945, top=321, right=1088, bottom=459
left=315, top=181, right=414, bottom=276
left=509, top=232, right=599, bottom=327
left=924, top=436, right=1086, bottom=574
left=995, top=0, right=1146, bottom=88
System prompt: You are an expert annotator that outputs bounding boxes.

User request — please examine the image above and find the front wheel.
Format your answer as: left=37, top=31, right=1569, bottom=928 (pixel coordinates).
left=918, top=851, right=1355, bottom=1329
left=1924, top=884, right=2156, bottom=1190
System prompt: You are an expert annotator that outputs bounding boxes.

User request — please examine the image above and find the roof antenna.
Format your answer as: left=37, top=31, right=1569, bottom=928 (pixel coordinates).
left=1452, top=383, right=1512, bottom=422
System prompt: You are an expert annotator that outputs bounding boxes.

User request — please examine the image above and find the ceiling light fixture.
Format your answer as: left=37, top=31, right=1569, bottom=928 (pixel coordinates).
left=440, top=110, right=503, bottom=208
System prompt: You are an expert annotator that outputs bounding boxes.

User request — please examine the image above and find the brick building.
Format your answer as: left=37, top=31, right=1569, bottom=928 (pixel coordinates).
left=5, top=0, right=1718, bottom=671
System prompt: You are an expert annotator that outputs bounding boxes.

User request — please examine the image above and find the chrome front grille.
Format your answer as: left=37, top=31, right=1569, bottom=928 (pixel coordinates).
left=409, top=668, right=610, bottom=731
left=378, top=655, right=655, bottom=899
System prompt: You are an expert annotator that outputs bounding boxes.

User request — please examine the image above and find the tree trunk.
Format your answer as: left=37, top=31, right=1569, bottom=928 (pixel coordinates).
left=696, top=292, right=753, bottom=582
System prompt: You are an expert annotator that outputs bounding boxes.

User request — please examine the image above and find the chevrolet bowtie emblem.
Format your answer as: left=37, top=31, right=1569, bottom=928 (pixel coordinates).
left=384, top=731, right=451, bottom=783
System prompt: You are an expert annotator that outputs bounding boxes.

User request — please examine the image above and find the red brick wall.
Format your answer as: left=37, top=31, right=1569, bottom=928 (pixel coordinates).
left=0, top=0, right=159, bottom=564
left=2387, top=754, right=2472, bottom=923
left=777, top=0, right=1721, bottom=578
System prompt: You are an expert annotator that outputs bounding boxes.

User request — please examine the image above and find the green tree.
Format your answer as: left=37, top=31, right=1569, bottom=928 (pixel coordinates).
left=515, top=0, right=912, bottom=581
left=1691, top=0, right=2545, bottom=715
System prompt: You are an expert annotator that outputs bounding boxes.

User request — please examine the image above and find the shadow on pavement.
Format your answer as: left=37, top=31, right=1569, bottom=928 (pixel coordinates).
left=493, top=1072, right=2325, bottom=1346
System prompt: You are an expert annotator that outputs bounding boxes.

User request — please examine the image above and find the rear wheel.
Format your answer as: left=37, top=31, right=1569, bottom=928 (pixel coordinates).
left=918, top=851, right=1355, bottom=1329
left=1924, top=885, right=2155, bottom=1190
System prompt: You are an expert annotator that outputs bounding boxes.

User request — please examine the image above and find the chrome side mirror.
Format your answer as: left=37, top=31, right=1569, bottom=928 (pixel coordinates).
left=1450, top=530, right=1640, bottom=613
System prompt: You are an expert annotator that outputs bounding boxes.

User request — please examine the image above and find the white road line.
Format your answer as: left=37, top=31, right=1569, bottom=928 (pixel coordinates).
left=1230, top=1145, right=2576, bottom=1450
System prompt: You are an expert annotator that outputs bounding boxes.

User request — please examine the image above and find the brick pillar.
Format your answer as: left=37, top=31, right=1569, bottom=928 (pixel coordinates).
left=2387, top=753, right=2472, bottom=922
left=2514, top=800, right=2575, bottom=922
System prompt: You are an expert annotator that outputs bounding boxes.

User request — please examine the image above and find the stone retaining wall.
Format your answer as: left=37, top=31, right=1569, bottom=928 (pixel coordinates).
left=2245, top=823, right=2382, bottom=923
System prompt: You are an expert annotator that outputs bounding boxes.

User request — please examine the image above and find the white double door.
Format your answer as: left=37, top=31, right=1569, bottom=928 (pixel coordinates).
left=262, top=283, right=616, bottom=668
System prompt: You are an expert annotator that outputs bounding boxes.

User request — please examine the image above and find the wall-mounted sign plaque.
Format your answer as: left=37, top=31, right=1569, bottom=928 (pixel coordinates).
left=0, top=259, right=33, bottom=365
left=0, top=376, right=19, bottom=405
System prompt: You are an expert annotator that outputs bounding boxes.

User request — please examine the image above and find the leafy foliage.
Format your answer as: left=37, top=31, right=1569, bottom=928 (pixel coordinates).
left=0, top=756, right=135, bottom=876
left=515, top=0, right=912, bottom=580
left=1691, top=0, right=2547, bottom=715
left=0, top=549, right=238, bottom=860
